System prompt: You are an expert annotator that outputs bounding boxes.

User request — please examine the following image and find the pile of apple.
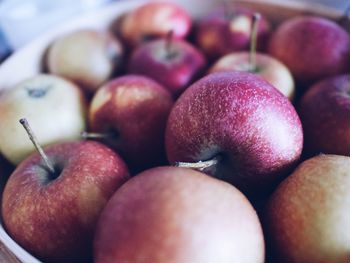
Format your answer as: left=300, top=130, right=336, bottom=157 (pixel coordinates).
left=0, top=1, right=350, bottom=263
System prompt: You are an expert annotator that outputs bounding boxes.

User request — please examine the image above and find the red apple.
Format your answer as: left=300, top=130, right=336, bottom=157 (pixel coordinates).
left=128, top=38, right=206, bottom=96
left=299, top=74, right=350, bottom=156
left=268, top=16, right=350, bottom=87
left=120, top=2, right=191, bottom=47
left=2, top=140, right=129, bottom=263
left=47, top=29, right=124, bottom=93
left=88, top=75, right=174, bottom=170
left=166, top=71, right=303, bottom=198
left=195, top=7, right=270, bottom=60
left=209, top=52, right=295, bottom=100
left=94, top=166, right=265, bottom=263
left=266, top=154, right=350, bottom=263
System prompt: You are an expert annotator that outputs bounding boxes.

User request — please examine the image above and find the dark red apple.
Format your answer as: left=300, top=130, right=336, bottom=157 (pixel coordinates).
left=266, top=154, right=350, bottom=263
left=166, top=71, right=303, bottom=197
left=195, top=7, right=271, bottom=60
left=88, top=75, right=173, bottom=170
left=299, top=74, right=350, bottom=156
left=94, top=166, right=265, bottom=263
left=128, top=38, right=206, bottom=96
left=2, top=140, right=129, bottom=263
left=120, top=2, right=191, bottom=47
left=268, top=16, right=350, bottom=87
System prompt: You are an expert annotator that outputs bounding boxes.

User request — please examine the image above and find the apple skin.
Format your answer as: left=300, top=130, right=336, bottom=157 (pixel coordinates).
left=298, top=74, right=350, bottom=156
left=120, top=2, right=191, bottom=47
left=209, top=52, right=295, bottom=100
left=89, top=75, right=174, bottom=170
left=47, top=29, right=123, bottom=93
left=268, top=16, right=350, bottom=87
left=94, top=166, right=264, bottom=263
left=128, top=39, right=206, bottom=96
left=0, top=74, right=87, bottom=165
left=2, top=140, right=129, bottom=263
left=195, top=7, right=271, bottom=60
left=165, top=72, right=303, bottom=198
left=266, top=154, right=350, bottom=263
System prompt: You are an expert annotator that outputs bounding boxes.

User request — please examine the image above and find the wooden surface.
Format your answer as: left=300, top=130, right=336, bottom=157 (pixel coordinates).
left=0, top=0, right=344, bottom=262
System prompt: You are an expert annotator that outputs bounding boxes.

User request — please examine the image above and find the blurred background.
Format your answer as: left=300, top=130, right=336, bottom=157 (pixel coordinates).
left=0, top=0, right=348, bottom=62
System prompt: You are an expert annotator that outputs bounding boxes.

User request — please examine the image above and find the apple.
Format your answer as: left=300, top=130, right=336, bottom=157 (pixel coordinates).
left=195, top=6, right=271, bottom=60
left=2, top=123, right=130, bottom=263
left=47, top=29, right=124, bottom=93
left=165, top=71, right=303, bottom=198
left=119, top=2, right=191, bottom=48
left=94, top=166, right=264, bottom=263
left=0, top=74, right=87, bottom=165
left=266, top=154, right=350, bottom=263
left=88, top=75, right=174, bottom=170
left=268, top=16, right=350, bottom=87
left=127, top=37, right=206, bottom=96
left=298, top=74, right=350, bottom=156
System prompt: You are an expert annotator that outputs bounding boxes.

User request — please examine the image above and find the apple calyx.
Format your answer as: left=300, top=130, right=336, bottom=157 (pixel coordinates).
left=19, top=118, right=55, bottom=174
left=249, top=13, right=261, bottom=73
left=165, top=29, right=177, bottom=59
left=175, top=156, right=221, bottom=171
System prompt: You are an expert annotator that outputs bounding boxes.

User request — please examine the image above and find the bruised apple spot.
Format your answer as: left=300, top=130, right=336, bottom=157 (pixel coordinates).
left=230, top=15, right=251, bottom=33
left=115, top=85, right=155, bottom=108
left=90, top=88, right=112, bottom=113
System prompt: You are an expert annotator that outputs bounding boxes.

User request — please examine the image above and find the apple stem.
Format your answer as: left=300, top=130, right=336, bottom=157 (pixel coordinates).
left=338, top=4, right=350, bottom=24
left=81, top=131, right=115, bottom=140
left=165, top=29, right=175, bottom=59
left=175, top=156, right=220, bottom=171
left=19, top=118, right=55, bottom=174
left=249, top=13, right=261, bottom=72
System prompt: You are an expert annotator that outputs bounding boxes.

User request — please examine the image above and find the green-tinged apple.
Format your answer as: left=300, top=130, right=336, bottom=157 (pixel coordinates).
left=299, top=74, right=350, bottom=156
left=266, top=154, right=350, bottom=263
left=2, top=119, right=129, bottom=263
left=94, top=166, right=264, bottom=263
left=128, top=36, right=206, bottom=96
left=0, top=74, right=86, bottom=165
left=269, top=16, right=350, bottom=87
left=87, top=75, right=173, bottom=170
left=120, top=2, right=191, bottom=47
left=166, top=71, right=303, bottom=198
left=47, top=29, right=123, bottom=93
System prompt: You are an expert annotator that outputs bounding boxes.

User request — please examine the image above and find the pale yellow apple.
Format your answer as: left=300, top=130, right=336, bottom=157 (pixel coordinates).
left=0, top=74, right=87, bottom=164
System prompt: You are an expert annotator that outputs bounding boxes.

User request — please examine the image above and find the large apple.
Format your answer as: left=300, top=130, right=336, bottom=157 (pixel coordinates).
left=128, top=38, right=206, bottom=96
left=47, top=29, right=124, bottom=93
left=166, top=71, right=303, bottom=197
left=94, top=166, right=264, bottom=263
left=268, top=16, right=350, bottom=87
left=209, top=52, right=295, bottom=100
left=88, top=75, right=174, bottom=170
left=266, top=154, right=350, bottom=263
left=120, top=2, right=191, bottom=47
left=0, top=74, right=86, bottom=165
left=2, top=140, right=129, bottom=263
left=195, top=7, right=271, bottom=60
left=299, top=74, right=350, bottom=156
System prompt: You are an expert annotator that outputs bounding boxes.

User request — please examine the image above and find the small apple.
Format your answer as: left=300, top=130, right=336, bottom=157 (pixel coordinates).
left=2, top=119, right=129, bottom=263
left=120, top=2, right=191, bottom=47
left=195, top=6, right=271, bottom=60
left=94, top=166, right=264, bottom=263
left=268, top=16, right=350, bottom=87
left=128, top=36, right=206, bottom=96
left=0, top=74, right=87, bottom=165
left=47, top=29, right=124, bottom=93
left=166, top=71, right=303, bottom=198
left=266, top=154, right=350, bottom=263
left=299, top=74, right=350, bottom=156
left=88, top=75, right=173, bottom=170
left=209, top=52, right=295, bottom=100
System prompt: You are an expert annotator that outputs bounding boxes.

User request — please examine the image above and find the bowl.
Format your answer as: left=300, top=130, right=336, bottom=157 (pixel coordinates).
left=0, top=0, right=345, bottom=262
